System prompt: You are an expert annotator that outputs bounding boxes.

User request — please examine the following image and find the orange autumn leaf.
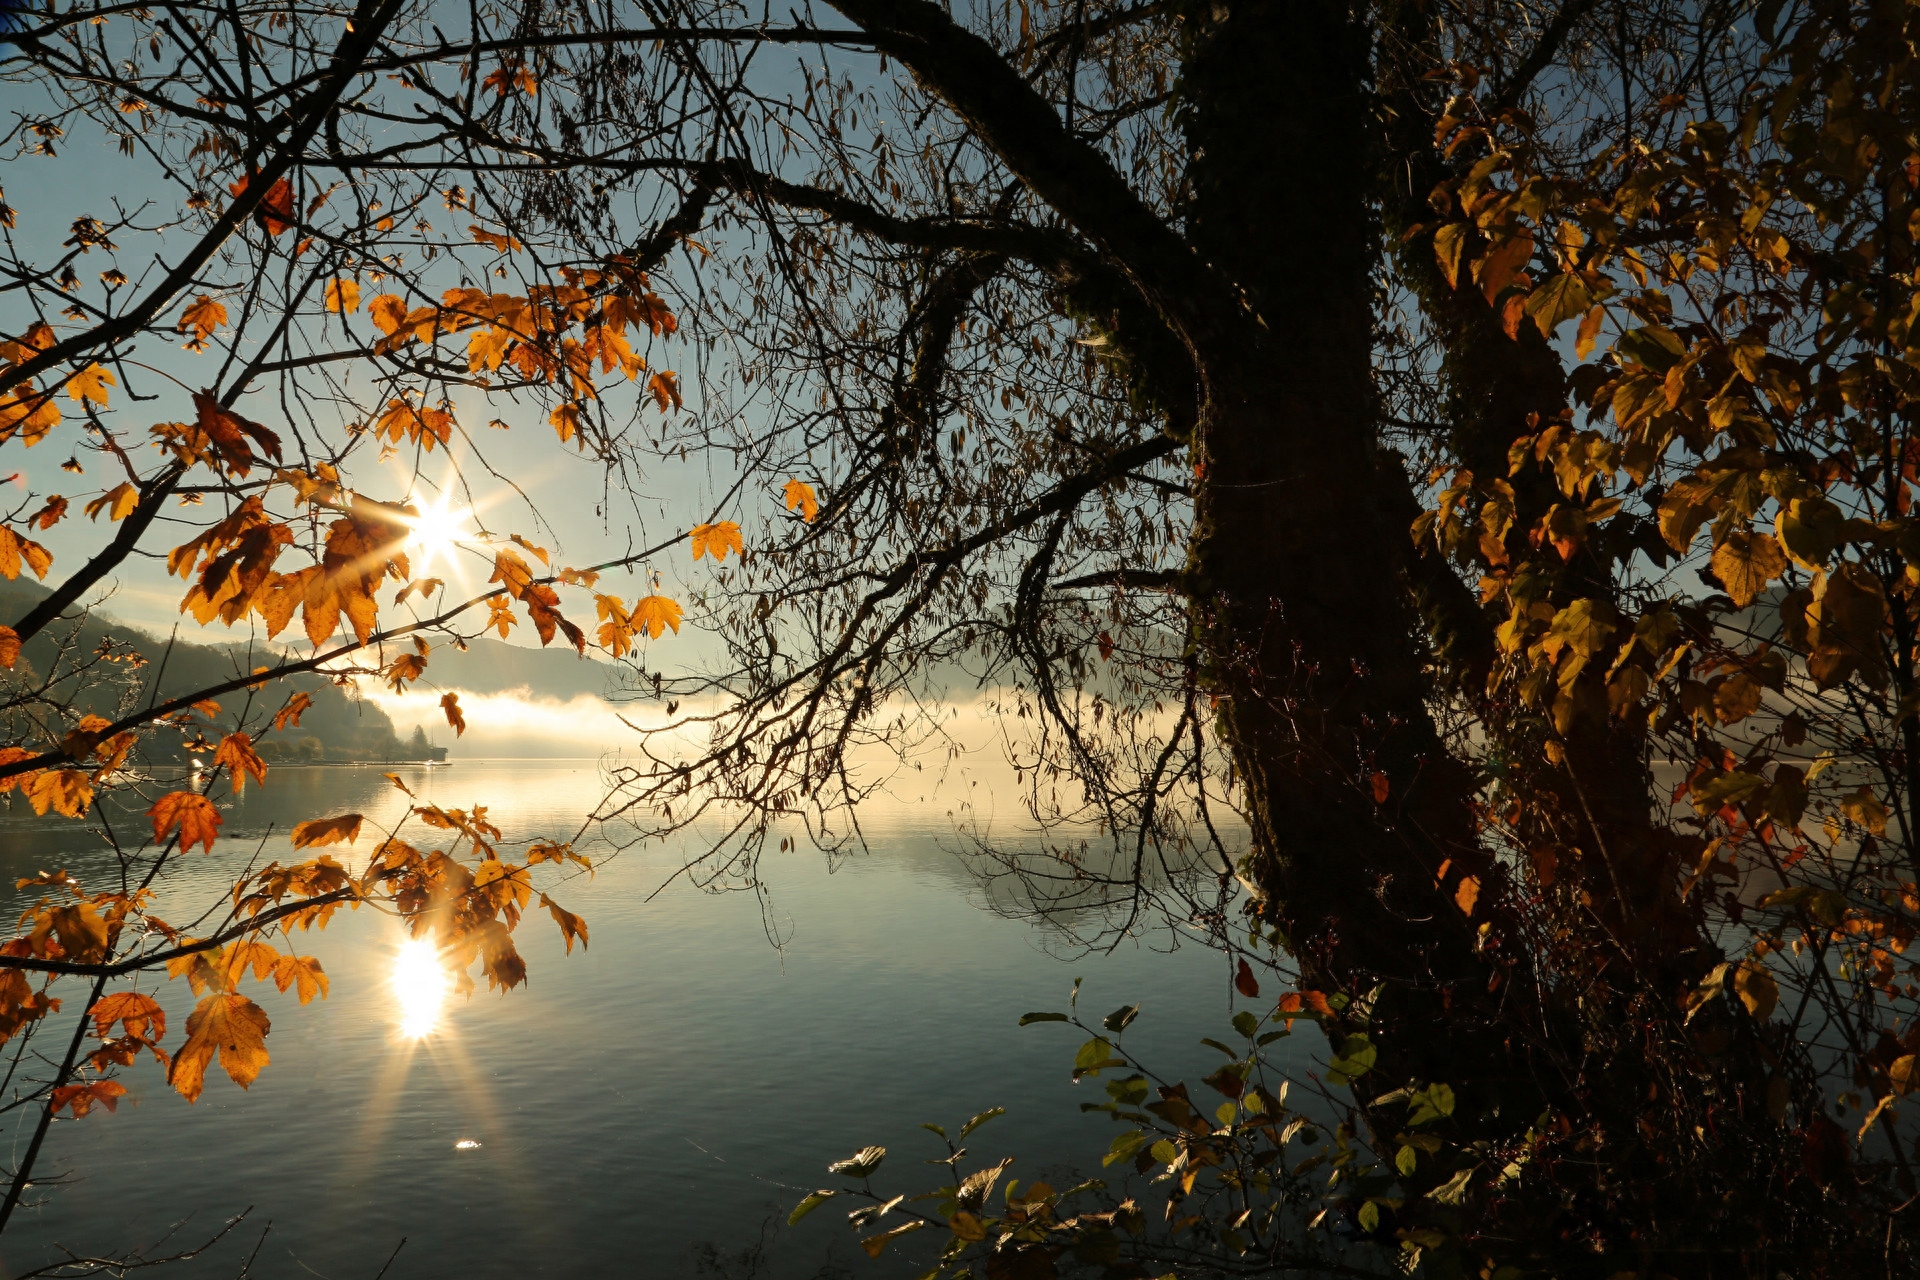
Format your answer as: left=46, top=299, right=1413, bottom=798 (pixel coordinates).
left=441, top=691, right=466, bottom=736
left=646, top=369, right=682, bottom=413
left=630, top=594, right=683, bottom=639
left=170, top=993, right=271, bottom=1102
left=541, top=893, right=589, bottom=954
left=1455, top=875, right=1482, bottom=916
left=0, top=744, right=36, bottom=791
left=28, top=768, right=92, bottom=817
left=50, top=1080, right=127, bottom=1118
left=27, top=495, right=65, bottom=530
left=690, top=521, right=743, bottom=563
left=214, top=732, right=267, bottom=794
left=469, top=224, right=524, bottom=253
left=270, top=953, right=329, bottom=1004
left=783, top=479, right=819, bottom=522
left=149, top=791, right=221, bottom=853
left=0, top=624, right=17, bottom=668
left=290, top=813, right=364, bottom=849
left=367, top=293, right=408, bottom=335
left=229, top=173, right=295, bottom=235
left=1234, top=958, right=1260, bottom=998
left=1370, top=771, right=1389, bottom=804
left=90, top=991, right=166, bottom=1042
left=274, top=691, right=313, bottom=730
left=176, top=294, right=228, bottom=350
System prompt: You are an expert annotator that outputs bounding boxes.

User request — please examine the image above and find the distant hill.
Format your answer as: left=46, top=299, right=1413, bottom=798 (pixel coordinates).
left=1, top=578, right=424, bottom=761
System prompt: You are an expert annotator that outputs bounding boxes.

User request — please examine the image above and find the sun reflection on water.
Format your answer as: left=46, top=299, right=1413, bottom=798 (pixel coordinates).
left=392, top=937, right=453, bottom=1039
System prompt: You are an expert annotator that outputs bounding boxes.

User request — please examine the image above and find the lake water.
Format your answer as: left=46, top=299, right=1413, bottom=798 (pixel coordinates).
left=0, top=760, right=1266, bottom=1277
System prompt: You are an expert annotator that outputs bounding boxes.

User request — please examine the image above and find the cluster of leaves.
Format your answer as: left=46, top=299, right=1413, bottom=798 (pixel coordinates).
left=792, top=978, right=1481, bottom=1280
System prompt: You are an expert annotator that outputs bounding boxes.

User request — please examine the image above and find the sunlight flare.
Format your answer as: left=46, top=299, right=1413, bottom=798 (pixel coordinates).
left=402, top=491, right=473, bottom=574
left=392, top=937, right=453, bottom=1039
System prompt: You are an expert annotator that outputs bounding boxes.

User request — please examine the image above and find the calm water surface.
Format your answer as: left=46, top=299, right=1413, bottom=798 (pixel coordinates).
left=0, top=761, right=1262, bottom=1277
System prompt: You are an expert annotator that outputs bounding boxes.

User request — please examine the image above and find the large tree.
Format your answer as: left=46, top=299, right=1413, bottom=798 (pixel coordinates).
left=2, top=0, right=1917, bottom=1275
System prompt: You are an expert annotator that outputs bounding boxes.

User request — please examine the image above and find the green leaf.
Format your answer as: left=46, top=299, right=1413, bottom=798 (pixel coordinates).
left=1103, top=1003, right=1140, bottom=1034
left=1358, top=1200, right=1381, bottom=1232
left=1325, top=1033, right=1378, bottom=1086
left=1396, top=1145, right=1420, bottom=1177
left=1215, top=1100, right=1238, bottom=1126
left=1525, top=272, right=1594, bottom=337
left=1102, top=1130, right=1149, bottom=1167
left=1231, top=1010, right=1259, bottom=1039
left=920, top=1122, right=947, bottom=1139
left=1074, top=1037, right=1114, bottom=1071
left=1149, top=1139, right=1179, bottom=1164
left=958, top=1107, right=1005, bottom=1139
left=1105, top=1074, right=1150, bottom=1106
left=787, top=1190, right=836, bottom=1225
left=1200, top=1037, right=1239, bottom=1058
left=1019, top=1011, right=1070, bottom=1025
left=1256, top=1029, right=1292, bottom=1046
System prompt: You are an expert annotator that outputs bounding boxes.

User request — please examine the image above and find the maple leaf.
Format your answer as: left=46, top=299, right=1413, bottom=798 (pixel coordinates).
left=65, top=362, right=114, bottom=406
left=782, top=479, right=819, bottom=522
left=50, top=1080, right=127, bottom=1118
left=90, top=991, right=166, bottom=1042
left=0, top=624, right=17, bottom=668
left=191, top=390, right=283, bottom=474
left=149, top=791, right=221, bottom=853
left=214, top=732, right=267, bottom=794
left=541, top=893, right=589, bottom=954
left=367, top=294, right=408, bottom=335
left=28, top=769, right=92, bottom=817
left=0, top=745, right=36, bottom=792
left=271, top=953, right=329, bottom=1004
left=441, top=691, right=466, bottom=736
left=646, top=369, right=682, bottom=413
left=291, top=813, right=364, bottom=849
left=228, top=173, right=294, bottom=235
left=176, top=294, right=228, bottom=350
left=324, top=277, right=361, bottom=314
left=170, top=993, right=271, bottom=1102
left=481, top=61, right=538, bottom=96
left=690, top=521, right=743, bottom=562
left=550, top=403, right=580, bottom=442
left=469, top=225, right=524, bottom=253
left=630, top=595, right=683, bottom=639
left=0, top=385, right=61, bottom=447
left=27, top=495, right=65, bottom=529
left=0, top=527, right=52, bottom=580
left=84, top=482, right=140, bottom=521
left=274, top=691, right=313, bottom=730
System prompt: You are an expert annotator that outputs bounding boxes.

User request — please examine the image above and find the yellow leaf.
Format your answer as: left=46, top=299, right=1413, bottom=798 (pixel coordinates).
left=630, top=595, right=683, bottom=639
left=1710, top=531, right=1788, bottom=609
left=368, top=294, right=408, bottom=335
left=690, top=521, right=743, bottom=562
left=324, top=278, right=361, bottom=314
left=550, top=402, right=580, bottom=442
left=270, top=954, right=329, bottom=1005
left=783, top=479, right=819, bottom=522
left=170, top=993, right=271, bottom=1102
left=66, top=362, right=114, bottom=406
left=1454, top=875, right=1481, bottom=916
left=27, top=768, right=92, bottom=817
left=1733, top=959, right=1778, bottom=1021
left=0, top=527, right=52, bottom=580
left=84, top=482, right=140, bottom=522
